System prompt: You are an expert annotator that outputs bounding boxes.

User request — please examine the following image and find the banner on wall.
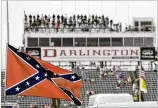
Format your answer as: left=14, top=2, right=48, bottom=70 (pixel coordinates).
left=39, top=47, right=140, bottom=61
left=140, top=47, right=156, bottom=61
left=26, top=48, right=41, bottom=59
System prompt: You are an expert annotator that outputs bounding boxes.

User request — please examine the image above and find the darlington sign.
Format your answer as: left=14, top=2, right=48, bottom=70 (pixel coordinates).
left=40, top=47, right=140, bottom=61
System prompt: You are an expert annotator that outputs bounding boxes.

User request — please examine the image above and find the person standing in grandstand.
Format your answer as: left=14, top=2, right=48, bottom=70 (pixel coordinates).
left=24, top=14, right=27, bottom=26
left=116, top=23, right=119, bottom=32
left=56, top=23, right=59, bottom=33
left=47, top=15, right=51, bottom=28
left=72, top=15, right=76, bottom=30
left=77, top=15, right=81, bottom=28
left=44, top=14, right=48, bottom=28
left=29, top=14, right=32, bottom=27
left=36, top=14, right=39, bottom=27
left=110, top=19, right=113, bottom=30
left=52, top=14, right=55, bottom=28
left=69, top=16, right=72, bottom=28
left=54, top=15, right=59, bottom=32
left=105, top=16, right=109, bottom=28
left=64, top=14, right=67, bottom=28
left=61, top=15, right=64, bottom=24
left=88, top=17, right=91, bottom=27
left=119, top=23, right=122, bottom=32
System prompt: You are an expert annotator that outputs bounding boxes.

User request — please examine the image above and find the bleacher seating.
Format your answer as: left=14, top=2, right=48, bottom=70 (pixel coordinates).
left=1, top=68, right=157, bottom=108
left=76, top=69, right=157, bottom=107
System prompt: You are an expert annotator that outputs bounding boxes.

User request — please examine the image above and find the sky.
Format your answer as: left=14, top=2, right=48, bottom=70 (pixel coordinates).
left=1, top=1, right=157, bottom=69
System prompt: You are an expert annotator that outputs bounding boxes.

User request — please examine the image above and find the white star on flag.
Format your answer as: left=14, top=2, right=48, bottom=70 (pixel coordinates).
left=15, top=87, right=20, bottom=91
left=36, top=64, right=40, bottom=68
left=53, top=73, right=56, bottom=76
left=35, top=76, right=40, bottom=80
left=44, top=73, right=47, bottom=77
left=71, top=75, right=76, bottom=80
left=26, top=81, right=30, bottom=86
left=27, top=56, right=30, bottom=61
left=71, top=95, right=73, bottom=98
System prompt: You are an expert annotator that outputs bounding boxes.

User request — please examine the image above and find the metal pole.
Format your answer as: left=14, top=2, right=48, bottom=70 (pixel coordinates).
left=4, top=1, right=10, bottom=108
left=139, top=61, right=141, bottom=102
left=128, top=4, right=129, bottom=26
left=7, top=0, right=10, bottom=44
left=52, top=99, right=60, bottom=108
left=150, top=61, right=154, bottom=101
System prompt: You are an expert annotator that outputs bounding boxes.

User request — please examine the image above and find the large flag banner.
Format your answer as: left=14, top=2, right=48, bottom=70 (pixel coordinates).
left=6, top=44, right=82, bottom=106
left=140, top=66, right=147, bottom=93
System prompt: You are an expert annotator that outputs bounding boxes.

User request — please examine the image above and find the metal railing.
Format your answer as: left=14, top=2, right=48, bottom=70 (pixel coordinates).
left=24, top=24, right=155, bottom=34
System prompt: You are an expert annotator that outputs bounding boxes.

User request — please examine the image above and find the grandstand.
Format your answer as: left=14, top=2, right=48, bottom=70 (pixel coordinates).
left=1, top=13, right=157, bottom=107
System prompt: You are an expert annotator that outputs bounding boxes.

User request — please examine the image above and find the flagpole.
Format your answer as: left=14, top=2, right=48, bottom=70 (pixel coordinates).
left=128, top=3, right=129, bottom=26
left=4, top=1, right=10, bottom=107
left=7, top=0, right=10, bottom=44
left=139, top=61, right=142, bottom=102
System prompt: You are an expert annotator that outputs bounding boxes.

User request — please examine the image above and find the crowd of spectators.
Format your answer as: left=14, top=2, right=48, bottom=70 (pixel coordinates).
left=99, top=67, right=113, bottom=79
left=24, top=14, right=154, bottom=33
left=24, top=14, right=123, bottom=32
left=116, top=72, right=131, bottom=89
left=98, top=65, right=131, bottom=89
